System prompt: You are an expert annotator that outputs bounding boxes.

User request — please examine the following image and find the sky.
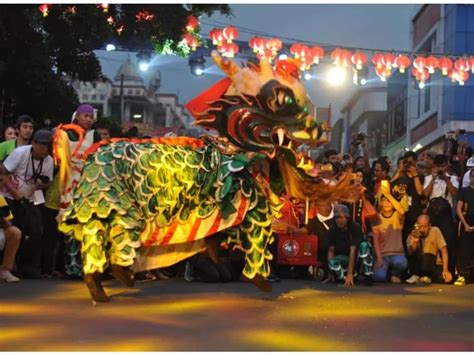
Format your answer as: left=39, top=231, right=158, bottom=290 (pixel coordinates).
left=97, top=4, right=416, bottom=121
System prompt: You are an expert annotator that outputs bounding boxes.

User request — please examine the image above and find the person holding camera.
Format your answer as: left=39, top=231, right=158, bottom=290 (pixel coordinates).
left=0, top=130, right=54, bottom=278
left=406, top=214, right=452, bottom=284
left=372, top=181, right=409, bottom=283
left=423, top=154, right=459, bottom=206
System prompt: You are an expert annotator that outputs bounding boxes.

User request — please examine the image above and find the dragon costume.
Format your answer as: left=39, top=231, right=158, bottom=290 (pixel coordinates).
left=54, top=51, right=343, bottom=302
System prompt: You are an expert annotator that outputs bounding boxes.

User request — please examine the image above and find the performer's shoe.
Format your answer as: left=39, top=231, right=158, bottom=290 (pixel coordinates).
left=241, top=274, right=272, bottom=292
left=84, top=273, right=109, bottom=303
left=111, top=264, right=135, bottom=288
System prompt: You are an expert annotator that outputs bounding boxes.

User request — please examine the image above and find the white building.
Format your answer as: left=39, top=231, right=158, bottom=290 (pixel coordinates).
left=73, top=57, right=195, bottom=137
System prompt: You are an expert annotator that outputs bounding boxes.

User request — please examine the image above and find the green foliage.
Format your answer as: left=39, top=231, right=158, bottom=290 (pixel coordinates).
left=0, top=4, right=231, bottom=126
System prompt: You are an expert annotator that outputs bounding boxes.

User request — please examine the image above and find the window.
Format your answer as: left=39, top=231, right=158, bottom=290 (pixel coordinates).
left=100, top=94, right=106, bottom=100
left=82, top=94, right=89, bottom=100
left=135, top=89, right=141, bottom=95
left=91, top=94, right=97, bottom=101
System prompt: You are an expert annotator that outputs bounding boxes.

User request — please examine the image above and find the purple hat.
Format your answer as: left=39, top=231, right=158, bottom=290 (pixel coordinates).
left=76, top=104, right=95, bottom=115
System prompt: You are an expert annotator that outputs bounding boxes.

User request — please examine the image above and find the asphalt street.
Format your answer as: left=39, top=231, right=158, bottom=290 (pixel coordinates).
left=0, top=277, right=473, bottom=351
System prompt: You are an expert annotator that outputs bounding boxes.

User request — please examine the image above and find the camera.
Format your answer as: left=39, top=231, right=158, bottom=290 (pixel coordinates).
left=34, top=175, right=50, bottom=184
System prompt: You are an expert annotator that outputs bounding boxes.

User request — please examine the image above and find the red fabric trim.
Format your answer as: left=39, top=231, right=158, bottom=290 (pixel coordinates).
left=161, top=222, right=179, bottom=245
left=184, top=78, right=232, bottom=119
left=187, top=218, right=202, bottom=242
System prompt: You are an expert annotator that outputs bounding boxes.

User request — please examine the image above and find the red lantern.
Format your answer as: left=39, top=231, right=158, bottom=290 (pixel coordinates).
left=425, top=56, right=439, bottom=74
left=339, top=50, right=352, bottom=68
left=310, top=46, right=325, bottom=65
left=413, top=56, right=427, bottom=71
left=222, top=43, right=239, bottom=58
left=455, top=58, right=469, bottom=72
left=438, top=57, right=453, bottom=75
left=107, top=16, right=114, bottom=25
left=39, top=4, right=51, bottom=17
left=456, top=70, right=469, bottom=85
left=189, top=36, right=199, bottom=51
left=182, top=33, right=194, bottom=46
left=266, top=38, right=282, bottom=57
left=254, top=37, right=267, bottom=54
left=209, top=28, right=223, bottom=45
left=116, top=25, right=124, bottom=35
left=382, top=53, right=396, bottom=70
left=98, top=3, right=109, bottom=13
left=223, top=26, right=238, bottom=43
left=412, top=67, right=429, bottom=82
left=186, top=16, right=199, bottom=32
left=351, top=51, right=368, bottom=70
left=290, top=43, right=304, bottom=58
left=67, top=6, right=77, bottom=14
left=136, top=10, right=155, bottom=22
left=376, top=66, right=392, bottom=82
left=331, top=48, right=342, bottom=64
left=394, top=55, right=411, bottom=73
left=467, top=56, right=474, bottom=73
left=372, top=53, right=384, bottom=70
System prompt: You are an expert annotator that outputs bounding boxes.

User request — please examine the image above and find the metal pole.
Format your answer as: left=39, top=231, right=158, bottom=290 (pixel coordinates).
left=120, top=74, right=124, bottom=124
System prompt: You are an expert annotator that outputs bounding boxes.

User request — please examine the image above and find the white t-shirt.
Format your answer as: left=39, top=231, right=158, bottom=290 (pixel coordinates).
left=2, top=145, right=54, bottom=201
left=462, top=169, right=472, bottom=188
left=423, top=173, right=459, bottom=205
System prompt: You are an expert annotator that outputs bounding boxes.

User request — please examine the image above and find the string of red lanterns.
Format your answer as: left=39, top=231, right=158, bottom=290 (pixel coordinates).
left=36, top=4, right=474, bottom=86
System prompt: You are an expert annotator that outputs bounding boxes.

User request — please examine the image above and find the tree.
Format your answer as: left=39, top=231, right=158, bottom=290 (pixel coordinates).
left=0, top=4, right=231, bottom=127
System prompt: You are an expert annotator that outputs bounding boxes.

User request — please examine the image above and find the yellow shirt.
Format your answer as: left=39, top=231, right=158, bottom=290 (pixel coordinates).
left=0, top=195, right=13, bottom=221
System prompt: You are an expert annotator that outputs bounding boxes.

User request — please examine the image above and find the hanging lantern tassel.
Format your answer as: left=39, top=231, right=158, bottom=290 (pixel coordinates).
left=39, top=4, right=51, bottom=17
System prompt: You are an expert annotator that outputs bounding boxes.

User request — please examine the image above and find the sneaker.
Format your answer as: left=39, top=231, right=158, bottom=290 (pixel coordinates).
left=184, top=261, right=195, bottom=282
left=390, top=275, right=402, bottom=283
left=420, top=276, right=432, bottom=284
left=454, top=276, right=466, bottom=286
left=405, top=275, right=420, bottom=284
left=0, top=270, right=20, bottom=282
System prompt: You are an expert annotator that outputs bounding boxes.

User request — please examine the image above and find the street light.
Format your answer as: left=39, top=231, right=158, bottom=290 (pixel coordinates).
left=137, top=51, right=152, bottom=72
left=189, top=56, right=206, bottom=76
left=327, top=66, right=347, bottom=86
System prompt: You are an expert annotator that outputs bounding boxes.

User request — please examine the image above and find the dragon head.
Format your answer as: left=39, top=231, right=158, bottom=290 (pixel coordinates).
left=186, top=51, right=327, bottom=158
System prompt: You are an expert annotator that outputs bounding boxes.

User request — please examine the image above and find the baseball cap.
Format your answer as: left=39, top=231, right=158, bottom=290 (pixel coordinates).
left=333, top=204, right=350, bottom=218
left=467, top=157, right=474, bottom=168
left=33, top=129, right=52, bottom=144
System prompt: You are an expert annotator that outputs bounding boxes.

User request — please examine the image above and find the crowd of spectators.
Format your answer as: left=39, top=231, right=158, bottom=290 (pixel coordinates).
left=0, top=112, right=473, bottom=290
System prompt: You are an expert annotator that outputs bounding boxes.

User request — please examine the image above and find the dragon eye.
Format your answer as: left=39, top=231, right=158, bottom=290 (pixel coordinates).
left=285, top=96, right=293, bottom=105
left=303, top=106, right=308, bottom=113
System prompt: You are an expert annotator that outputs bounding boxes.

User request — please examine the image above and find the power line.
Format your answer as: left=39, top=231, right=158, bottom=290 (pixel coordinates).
left=199, top=18, right=471, bottom=59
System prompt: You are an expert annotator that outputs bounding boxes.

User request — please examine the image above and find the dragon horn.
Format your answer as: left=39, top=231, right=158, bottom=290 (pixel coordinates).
left=211, top=50, right=240, bottom=79
left=259, top=56, right=274, bottom=79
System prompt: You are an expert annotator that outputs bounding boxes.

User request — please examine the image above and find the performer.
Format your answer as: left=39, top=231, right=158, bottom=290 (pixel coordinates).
left=53, top=104, right=101, bottom=278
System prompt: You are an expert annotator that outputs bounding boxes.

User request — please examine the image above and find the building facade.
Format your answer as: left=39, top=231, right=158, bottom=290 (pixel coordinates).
left=406, top=4, right=474, bottom=155
left=340, top=86, right=388, bottom=160
left=73, top=58, right=195, bottom=137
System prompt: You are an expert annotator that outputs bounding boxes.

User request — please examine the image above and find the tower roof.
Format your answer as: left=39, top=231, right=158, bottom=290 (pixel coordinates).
left=114, top=57, right=144, bottom=84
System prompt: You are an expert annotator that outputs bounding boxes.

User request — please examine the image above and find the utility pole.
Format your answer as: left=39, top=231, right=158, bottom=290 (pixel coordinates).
left=119, top=73, right=124, bottom=124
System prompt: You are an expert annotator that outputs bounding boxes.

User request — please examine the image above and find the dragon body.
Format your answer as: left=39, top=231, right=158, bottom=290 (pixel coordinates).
left=56, top=51, right=339, bottom=302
